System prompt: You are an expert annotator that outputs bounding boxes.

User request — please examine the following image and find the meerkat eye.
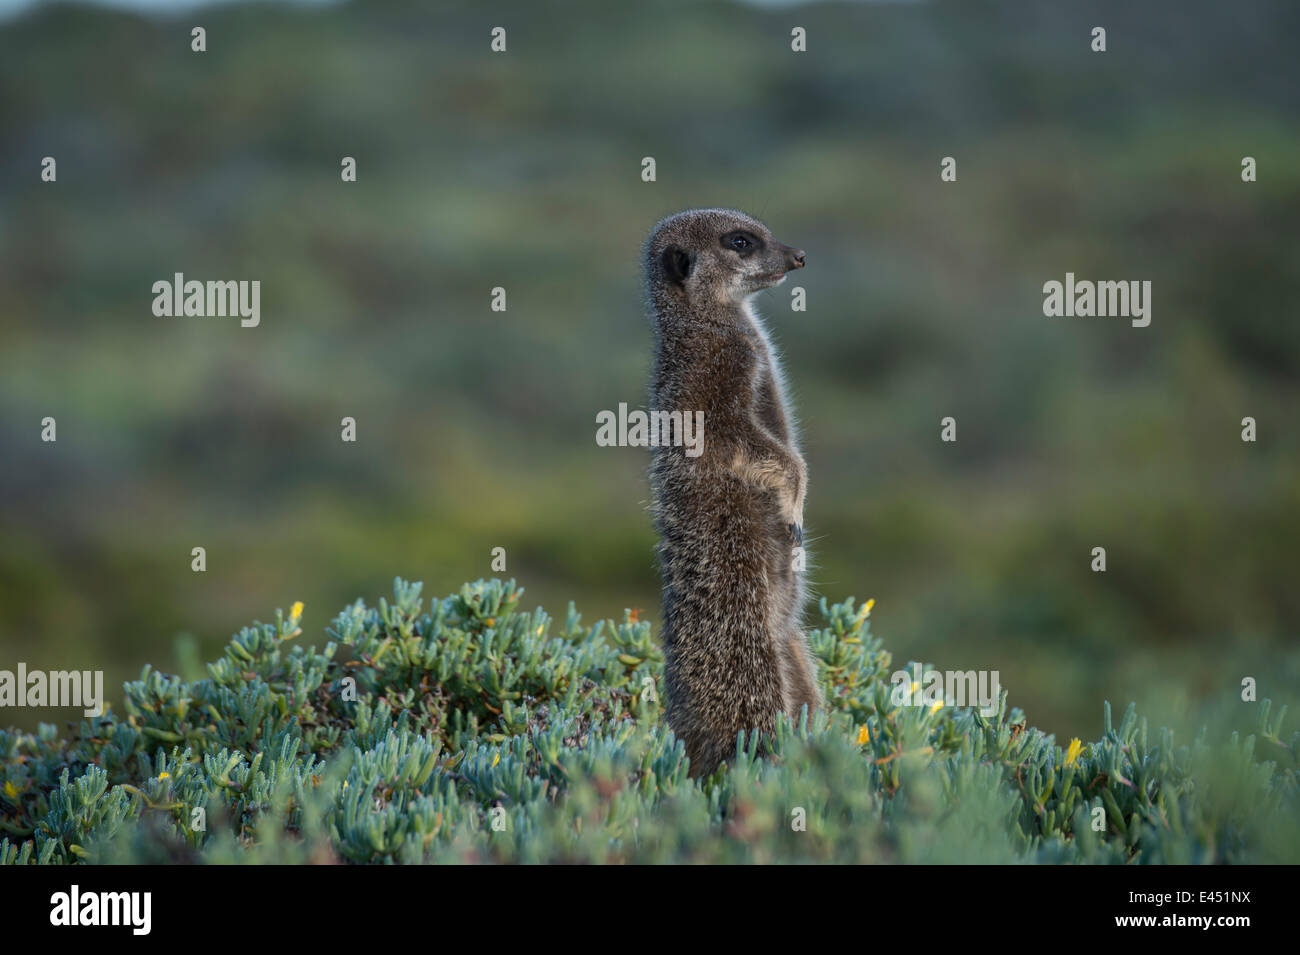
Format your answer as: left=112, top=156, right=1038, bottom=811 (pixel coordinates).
left=722, top=232, right=758, bottom=255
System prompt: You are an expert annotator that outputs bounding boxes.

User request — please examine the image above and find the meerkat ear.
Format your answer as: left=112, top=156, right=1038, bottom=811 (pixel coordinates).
left=661, top=245, right=695, bottom=287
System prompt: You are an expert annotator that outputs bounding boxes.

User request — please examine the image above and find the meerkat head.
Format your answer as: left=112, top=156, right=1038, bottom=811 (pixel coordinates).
left=646, top=208, right=806, bottom=309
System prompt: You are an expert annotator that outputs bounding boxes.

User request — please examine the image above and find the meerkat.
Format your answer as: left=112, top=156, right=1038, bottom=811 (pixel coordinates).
left=644, top=207, right=823, bottom=776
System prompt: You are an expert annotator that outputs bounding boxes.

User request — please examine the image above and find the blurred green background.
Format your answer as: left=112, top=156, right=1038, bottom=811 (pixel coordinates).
left=1, top=0, right=1297, bottom=740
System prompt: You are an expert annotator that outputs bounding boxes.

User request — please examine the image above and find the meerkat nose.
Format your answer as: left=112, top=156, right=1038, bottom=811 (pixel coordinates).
left=786, top=248, right=806, bottom=270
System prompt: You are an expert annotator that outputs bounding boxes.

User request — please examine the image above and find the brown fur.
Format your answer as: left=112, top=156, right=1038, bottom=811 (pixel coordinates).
left=644, top=208, right=823, bottom=776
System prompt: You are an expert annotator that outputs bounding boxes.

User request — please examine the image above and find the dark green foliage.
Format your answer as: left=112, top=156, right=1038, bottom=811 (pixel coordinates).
left=2, top=579, right=1296, bottom=863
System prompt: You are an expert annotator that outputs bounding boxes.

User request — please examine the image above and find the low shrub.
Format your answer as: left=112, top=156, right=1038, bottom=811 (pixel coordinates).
left=2, top=578, right=1296, bottom=863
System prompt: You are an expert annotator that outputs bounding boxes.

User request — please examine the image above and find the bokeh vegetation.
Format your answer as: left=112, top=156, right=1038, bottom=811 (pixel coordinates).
left=1, top=0, right=1298, bottom=741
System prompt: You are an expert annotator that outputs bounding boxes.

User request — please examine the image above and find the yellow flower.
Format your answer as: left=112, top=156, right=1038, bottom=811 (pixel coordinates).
left=856, top=725, right=870, bottom=745
left=929, top=700, right=944, bottom=714
left=290, top=601, right=304, bottom=620
left=3, top=781, right=18, bottom=799
left=909, top=681, right=920, bottom=696
left=491, top=752, right=501, bottom=768
left=1064, top=738, right=1083, bottom=768
left=158, top=772, right=170, bottom=780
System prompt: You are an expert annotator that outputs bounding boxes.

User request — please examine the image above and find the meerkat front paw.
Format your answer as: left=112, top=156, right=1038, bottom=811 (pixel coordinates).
left=729, top=448, right=806, bottom=528
left=778, top=465, right=808, bottom=525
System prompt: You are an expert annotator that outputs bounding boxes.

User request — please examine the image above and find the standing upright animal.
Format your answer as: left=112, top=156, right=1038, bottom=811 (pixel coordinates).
left=644, top=208, right=822, bottom=776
